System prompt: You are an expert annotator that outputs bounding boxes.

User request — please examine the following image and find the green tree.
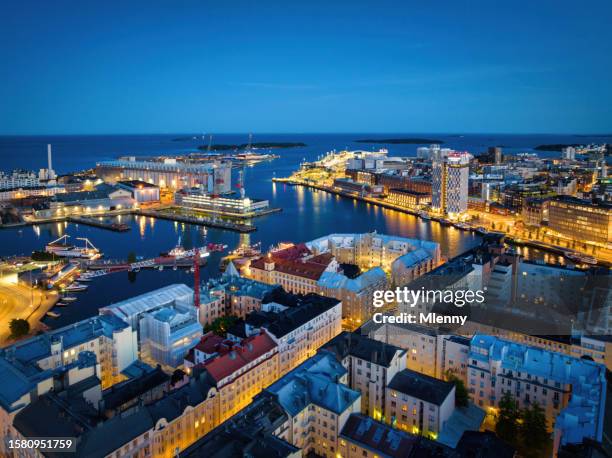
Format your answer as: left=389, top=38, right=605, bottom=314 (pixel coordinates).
left=495, top=392, right=520, bottom=445
left=204, top=315, right=238, bottom=336
left=127, top=251, right=137, bottom=264
left=520, top=402, right=548, bottom=453
left=9, top=318, right=30, bottom=338
left=445, top=371, right=469, bottom=407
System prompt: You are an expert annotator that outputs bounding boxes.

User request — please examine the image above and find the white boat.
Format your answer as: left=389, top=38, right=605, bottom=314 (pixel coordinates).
left=61, top=296, right=78, bottom=302
left=45, top=235, right=101, bottom=260
left=46, top=311, right=61, bottom=318
left=64, top=283, right=88, bottom=292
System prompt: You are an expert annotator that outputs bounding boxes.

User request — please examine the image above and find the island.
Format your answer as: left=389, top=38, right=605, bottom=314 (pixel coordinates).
left=355, top=138, right=444, bottom=144
left=534, top=144, right=582, bottom=152
left=197, top=142, right=306, bottom=151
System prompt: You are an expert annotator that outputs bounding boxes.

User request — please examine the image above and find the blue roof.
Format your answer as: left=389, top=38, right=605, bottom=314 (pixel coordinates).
left=317, top=267, right=386, bottom=293
left=470, top=334, right=607, bottom=445
left=266, top=353, right=360, bottom=416
left=0, top=315, right=129, bottom=412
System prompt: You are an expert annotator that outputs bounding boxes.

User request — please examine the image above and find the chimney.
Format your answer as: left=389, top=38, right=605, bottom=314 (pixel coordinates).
left=48, top=144, right=52, bottom=170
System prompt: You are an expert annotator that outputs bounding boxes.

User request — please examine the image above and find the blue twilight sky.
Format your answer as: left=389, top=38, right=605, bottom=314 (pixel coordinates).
left=1, top=0, right=611, bottom=135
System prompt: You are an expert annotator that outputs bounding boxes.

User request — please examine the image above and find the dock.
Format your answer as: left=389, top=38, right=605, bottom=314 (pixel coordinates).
left=136, top=209, right=257, bottom=233
left=68, top=216, right=130, bottom=232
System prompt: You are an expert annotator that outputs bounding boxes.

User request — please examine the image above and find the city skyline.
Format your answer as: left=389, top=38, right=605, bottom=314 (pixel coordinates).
left=1, top=0, right=611, bottom=135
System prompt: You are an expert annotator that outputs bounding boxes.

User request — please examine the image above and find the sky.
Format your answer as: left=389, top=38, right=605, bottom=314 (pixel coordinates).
left=1, top=0, right=611, bottom=135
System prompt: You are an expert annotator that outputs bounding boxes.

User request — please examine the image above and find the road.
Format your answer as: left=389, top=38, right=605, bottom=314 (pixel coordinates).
left=0, top=282, right=58, bottom=345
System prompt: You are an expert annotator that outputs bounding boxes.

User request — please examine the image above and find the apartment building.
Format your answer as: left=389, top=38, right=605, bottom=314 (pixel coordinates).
left=9, top=369, right=218, bottom=458
left=246, top=243, right=339, bottom=295
left=468, top=335, right=607, bottom=452
left=321, top=331, right=406, bottom=419
left=201, top=331, right=279, bottom=423
left=338, top=413, right=458, bottom=458
left=548, top=196, right=611, bottom=244
left=385, top=369, right=455, bottom=438
left=307, top=232, right=440, bottom=276
left=317, top=266, right=388, bottom=328
left=264, top=352, right=361, bottom=458
left=386, top=188, right=431, bottom=209
left=198, top=274, right=279, bottom=326
left=242, top=290, right=343, bottom=376
left=180, top=395, right=300, bottom=458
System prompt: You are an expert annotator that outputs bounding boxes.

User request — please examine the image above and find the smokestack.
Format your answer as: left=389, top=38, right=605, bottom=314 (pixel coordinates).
left=47, top=144, right=53, bottom=171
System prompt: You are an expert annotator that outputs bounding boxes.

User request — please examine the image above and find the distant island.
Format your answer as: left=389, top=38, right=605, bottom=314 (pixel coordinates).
left=197, top=142, right=306, bottom=151
left=355, top=138, right=444, bottom=144
left=534, top=144, right=581, bottom=152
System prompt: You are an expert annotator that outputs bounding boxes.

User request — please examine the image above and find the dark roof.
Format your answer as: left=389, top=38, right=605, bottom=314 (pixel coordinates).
left=147, top=374, right=215, bottom=423
left=455, top=431, right=516, bottom=458
left=322, top=331, right=405, bottom=368
left=340, top=413, right=418, bottom=458
left=117, top=180, right=158, bottom=188
left=102, top=366, right=169, bottom=411
left=180, top=394, right=293, bottom=458
left=388, top=369, right=454, bottom=405
left=248, top=292, right=340, bottom=338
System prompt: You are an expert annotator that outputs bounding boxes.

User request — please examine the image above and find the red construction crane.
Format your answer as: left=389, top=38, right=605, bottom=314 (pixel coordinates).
left=193, top=248, right=200, bottom=309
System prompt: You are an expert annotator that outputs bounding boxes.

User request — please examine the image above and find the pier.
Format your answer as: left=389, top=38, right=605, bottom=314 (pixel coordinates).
left=68, top=216, right=130, bottom=232
left=136, top=209, right=257, bottom=233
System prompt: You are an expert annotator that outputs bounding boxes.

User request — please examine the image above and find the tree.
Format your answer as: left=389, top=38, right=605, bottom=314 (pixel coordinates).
left=9, top=318, right=30, bottom=338
left=445, top=371, right=469, bottom=407
left=520, top=402, right=548, bottom=453
left=495, top=392, right=520, bottom=445
left=127, top=251, right=137, bottom=264
left=204, top=315, right=238, bottom=336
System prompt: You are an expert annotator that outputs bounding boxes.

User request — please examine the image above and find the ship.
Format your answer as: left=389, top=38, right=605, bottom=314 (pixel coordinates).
left=61, top=296, right=78, bottom=302
left=45, top=235, right=101, bottom=260
left=157, top=237, right=211, bottom=266
left=46, top=311, right=61, bottom=318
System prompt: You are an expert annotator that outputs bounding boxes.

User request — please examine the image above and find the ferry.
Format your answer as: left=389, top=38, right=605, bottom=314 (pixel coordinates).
left=46, top=311, right=61, bottom=318
left=45, top=235, right=101, bottom=260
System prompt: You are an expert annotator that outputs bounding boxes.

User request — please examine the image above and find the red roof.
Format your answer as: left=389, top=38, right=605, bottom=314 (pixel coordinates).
left=250, top=250, right=336, bottom=281
left=201, top=332, right=277, bottom=384
left=194, top=332, right=227, bottom=355
left=269, top=243, right=311, bottom=261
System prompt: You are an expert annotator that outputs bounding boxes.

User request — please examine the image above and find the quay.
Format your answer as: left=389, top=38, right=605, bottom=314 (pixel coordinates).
left=68, top=215, right=130, bottom=232
left=273, top=178, right=612, bottom=267
left=136, top=209, right=257, bottom=233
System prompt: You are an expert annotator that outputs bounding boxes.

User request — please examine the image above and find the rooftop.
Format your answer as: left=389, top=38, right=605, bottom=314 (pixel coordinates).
left=247, top=292, right=341, bottom=339
left=201, top=332, right=277, bottom=384
left=340, top=413, right=418, bottom=458
left=265, top=352, right=360, bottom=416
left=322, top=331, right=406, bottom=368
left=0, top=315, right=129, bottom=412
left=388, top=369, right=455, bottom=406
